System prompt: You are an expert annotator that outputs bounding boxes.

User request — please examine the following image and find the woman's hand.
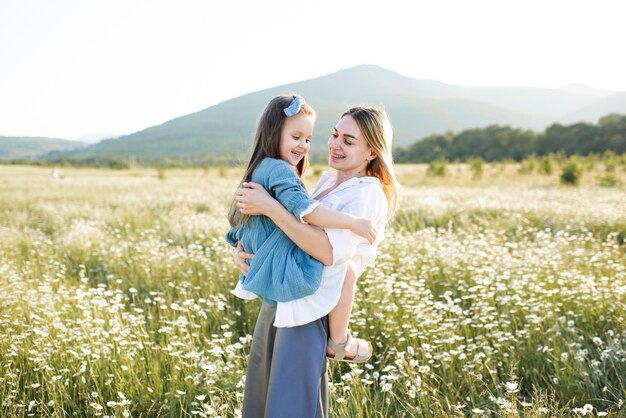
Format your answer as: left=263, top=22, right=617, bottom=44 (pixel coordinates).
left=235, top=182, right=277, bottom=216
left=233, top=242, right=254, bottom=275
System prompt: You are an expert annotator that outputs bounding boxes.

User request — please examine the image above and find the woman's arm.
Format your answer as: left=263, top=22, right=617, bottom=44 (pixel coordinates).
left=235, top=182, right=334, bottom=266
left=256, top=161, right=375, bottom=243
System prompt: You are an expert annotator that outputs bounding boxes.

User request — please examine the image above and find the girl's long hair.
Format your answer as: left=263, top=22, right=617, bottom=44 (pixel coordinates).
left=343, top=106, right=400, bottom=217
left=227, top=95, right=315, bottom=227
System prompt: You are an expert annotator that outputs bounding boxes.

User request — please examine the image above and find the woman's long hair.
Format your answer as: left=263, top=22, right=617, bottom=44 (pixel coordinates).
left=227, top=95, right=315, bottom=227
left=343, top=106, right=400, bottom=217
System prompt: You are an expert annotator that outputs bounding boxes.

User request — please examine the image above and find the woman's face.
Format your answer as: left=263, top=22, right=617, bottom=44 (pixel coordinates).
left=279, top=113, right=314, bottom=167
left=328, top=115, right=374, bottom=176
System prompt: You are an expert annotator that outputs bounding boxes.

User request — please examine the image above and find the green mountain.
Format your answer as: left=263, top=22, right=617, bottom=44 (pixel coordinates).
left=49, top=65, right=623, bottom=161
left=0, top=137, right=84, bottom=161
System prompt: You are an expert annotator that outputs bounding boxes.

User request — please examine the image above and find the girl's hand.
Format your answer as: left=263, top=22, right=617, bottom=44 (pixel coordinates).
left=350, top=217, right=377, bottom=245
left=233, top=241, right=254, bottom=275
left=235, top=182, right=276, bottom=216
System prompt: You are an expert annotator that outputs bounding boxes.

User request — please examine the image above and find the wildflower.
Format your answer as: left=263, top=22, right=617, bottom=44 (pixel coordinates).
left=572, top=404, right=594, bottom=415
left=504, top=381, right=518, bottom=393
left=90, top=403, right=103, bottom=411
left=381, top=382, right=393, bottom=392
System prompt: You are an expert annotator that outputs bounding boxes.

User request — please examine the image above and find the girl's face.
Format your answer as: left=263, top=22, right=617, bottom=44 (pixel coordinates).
left=279, top=113, right=314, bottom=167
left=328, top=115, right=375, bottom=177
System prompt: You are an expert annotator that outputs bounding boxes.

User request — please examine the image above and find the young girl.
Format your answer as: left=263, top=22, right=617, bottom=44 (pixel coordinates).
left=226, top=94, right=375, bottom=362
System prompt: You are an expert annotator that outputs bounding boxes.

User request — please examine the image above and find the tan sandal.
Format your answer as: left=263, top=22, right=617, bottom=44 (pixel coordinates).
left=327, top=331, right=372, bottom=363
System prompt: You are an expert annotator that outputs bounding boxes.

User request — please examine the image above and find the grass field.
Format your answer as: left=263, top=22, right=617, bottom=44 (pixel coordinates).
left=1, top=163, right=625, bottom=417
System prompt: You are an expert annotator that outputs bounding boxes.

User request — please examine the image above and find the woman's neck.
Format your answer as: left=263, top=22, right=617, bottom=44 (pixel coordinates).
left=334, top=169, right=367, bottom=186
left=315, top=169, right=370, bottom=201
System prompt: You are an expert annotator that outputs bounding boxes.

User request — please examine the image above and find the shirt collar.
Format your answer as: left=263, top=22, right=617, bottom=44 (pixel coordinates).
left=313, top=171, right=381, bottom=198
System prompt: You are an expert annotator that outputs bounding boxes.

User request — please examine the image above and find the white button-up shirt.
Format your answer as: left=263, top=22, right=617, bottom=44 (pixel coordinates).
left=233, top=171, right=388, bottom=327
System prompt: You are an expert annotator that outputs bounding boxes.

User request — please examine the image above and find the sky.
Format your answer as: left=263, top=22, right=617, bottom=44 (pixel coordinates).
left=1, top=0, right=625, bottom=141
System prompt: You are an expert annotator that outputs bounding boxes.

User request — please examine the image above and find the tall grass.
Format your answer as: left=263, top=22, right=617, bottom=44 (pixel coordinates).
left=1, top=164, right=625, bottom=417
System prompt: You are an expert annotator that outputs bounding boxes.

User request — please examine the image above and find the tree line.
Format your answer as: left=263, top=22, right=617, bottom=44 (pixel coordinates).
left=394, top=113, right=626, bottom=163
left=6, top=113, right=625, bottom=168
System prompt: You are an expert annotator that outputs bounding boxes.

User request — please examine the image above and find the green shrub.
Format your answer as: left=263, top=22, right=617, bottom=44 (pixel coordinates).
left=427, top=159, right=447, bottom=176
left=538, top=156, right=554, bottom=175
left=468, top=158, right=484, bottom=179
left=582, top=154, right=597, bottom=172
left=603, top=151, right=618, bottom=173
left=110, top=159, right=131, bottom=170
left=560, top=161, right=582, bottom=185
left=518, top=158, right=535, bottom=174
left=597, top=175, right=621, bottom=187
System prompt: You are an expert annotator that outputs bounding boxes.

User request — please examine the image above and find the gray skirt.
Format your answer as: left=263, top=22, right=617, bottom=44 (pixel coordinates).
left=242, top=303, right=329, bottom=418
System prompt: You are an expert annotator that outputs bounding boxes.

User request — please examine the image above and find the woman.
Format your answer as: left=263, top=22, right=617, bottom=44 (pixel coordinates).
left=233, top=106, right=400, bottom=418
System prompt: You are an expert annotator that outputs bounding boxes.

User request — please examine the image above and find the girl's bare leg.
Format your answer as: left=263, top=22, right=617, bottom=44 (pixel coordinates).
left=327, top=261, right=361, bottom=358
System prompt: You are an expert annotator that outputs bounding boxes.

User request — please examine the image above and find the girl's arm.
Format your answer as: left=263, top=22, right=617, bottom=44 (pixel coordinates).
left=258, top=160, right=374, bottom=243
left=235, top=182, right=334, bottom=266
left=302, top=205, right=376, bottom=245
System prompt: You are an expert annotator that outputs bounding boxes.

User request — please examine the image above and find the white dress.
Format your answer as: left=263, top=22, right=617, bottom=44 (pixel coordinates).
left=233, top=171, right=388, bottom=327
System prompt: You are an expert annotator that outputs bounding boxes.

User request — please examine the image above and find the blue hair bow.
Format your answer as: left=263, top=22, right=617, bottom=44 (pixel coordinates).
left=283, top=95, right=305, bottom=117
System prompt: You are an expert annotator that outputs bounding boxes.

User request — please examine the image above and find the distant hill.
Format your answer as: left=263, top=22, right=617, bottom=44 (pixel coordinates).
left=556, top=83, right=612, bottom=97
left=0, top=137, right=85, bottom=161
left=77, top=132, right=122, bottom=144
left=45, top=65, right=626, bottom=161
left=560, top=92, right=626, bottom=125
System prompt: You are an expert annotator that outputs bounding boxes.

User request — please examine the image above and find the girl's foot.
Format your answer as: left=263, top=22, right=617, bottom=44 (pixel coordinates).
left=326, top=331, right=372, bottom=363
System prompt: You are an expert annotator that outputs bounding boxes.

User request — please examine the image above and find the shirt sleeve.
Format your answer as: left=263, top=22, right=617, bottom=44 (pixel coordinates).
left=325, top=228, right=361, bottom=266
left=225, top=227, right=238, bottom=247
left=265, top=160, right=318, bottom=220
left=298, top=201, right=322, bottom=223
